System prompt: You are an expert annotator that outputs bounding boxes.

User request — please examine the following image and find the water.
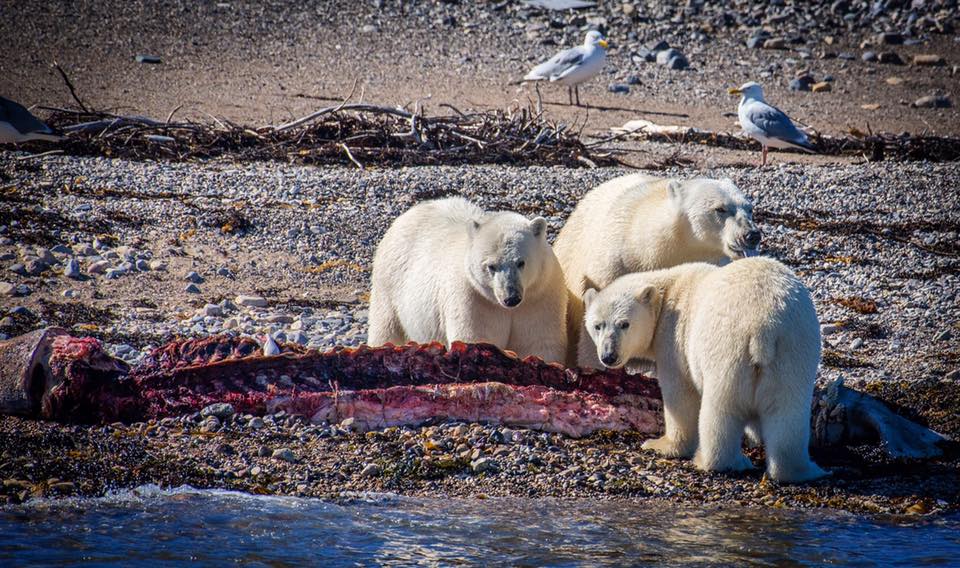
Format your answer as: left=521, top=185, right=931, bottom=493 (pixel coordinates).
left=1, top=486, right=958, bottom=567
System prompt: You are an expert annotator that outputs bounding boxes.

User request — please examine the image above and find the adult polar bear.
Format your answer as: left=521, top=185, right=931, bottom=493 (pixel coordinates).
left=581, top=258, right=827, bottom=483
left=368, top=197, right=567, bottom=363
left=554, top=174, right=761, bottom=367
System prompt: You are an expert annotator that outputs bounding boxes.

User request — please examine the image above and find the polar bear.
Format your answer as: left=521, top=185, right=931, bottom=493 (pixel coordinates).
left=368, top=197, right=567, bottom=363
left=581, top=257, right=826, bottom=483
left=554, top=174, right=761, bottom=367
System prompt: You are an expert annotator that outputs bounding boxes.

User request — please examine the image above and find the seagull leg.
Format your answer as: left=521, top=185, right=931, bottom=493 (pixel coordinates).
left=568, top=87, right=573, bottom=106
left=761, top=146, right=768, bottom=167
left=575, top=85, right=581, bottom=106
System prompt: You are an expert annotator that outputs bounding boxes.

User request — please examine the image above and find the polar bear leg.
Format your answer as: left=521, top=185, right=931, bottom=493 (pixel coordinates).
left=760, top=402, right=828, bottom=483
left=367, top=295, right=405, bottom=346
left=693, top=395, right=753, bottom=473
left=642, top=370, right=700, bottom=458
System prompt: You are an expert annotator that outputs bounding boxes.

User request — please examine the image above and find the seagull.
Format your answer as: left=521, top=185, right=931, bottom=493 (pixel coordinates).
left=0, top=96, right=62, bottom=145
left=728, top=82, right=814, bottom=166
left=524, top=30, right=608, bottom=106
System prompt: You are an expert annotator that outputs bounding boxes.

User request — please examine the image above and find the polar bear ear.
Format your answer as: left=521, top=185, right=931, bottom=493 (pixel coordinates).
left=468, top=220, right=482, bottom=237
left=582, top=288, right=598, bottom=307
left=530, top=217, right=547, bottom=239
left=666, top=180, right=684, bottom=205
left=635, top=285, right=657, bottom=305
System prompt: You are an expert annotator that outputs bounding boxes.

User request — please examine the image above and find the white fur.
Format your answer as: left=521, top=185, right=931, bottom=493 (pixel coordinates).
left=368, top=197, right=567, bottom=363
left=554, top=174, right=760, bottom=367
left=582, top=258, right=827, bottom=483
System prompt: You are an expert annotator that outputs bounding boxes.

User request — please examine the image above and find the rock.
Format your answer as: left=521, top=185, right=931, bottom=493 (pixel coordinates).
left=665, top=55, right=689, bottom=70
left=0, top=317, right=14, bottom=328
left=148, top=260, right=167, bottom=271
left=811, top=82, right=832, bottom=93
left=647, top=39, right=669, bottom=52
left=862, top=51, right=877, bottom=62
left=62, top=289, right=80, bottom=298
left=105, top=268, right=125, bottom=280
left=886, top=76, right=905, bottom=85
left=63, top=258, right=81, bottom=279
left=288, top=331, right=308, bottom=345
left=0, top=282, right=14, bottom=296
left=135, top=54, right=162, bottom=64
left=257, top=445, right=272, bottom=457
left=135, top=259, right=150, bottom=271
left=262, top=334, right=280, bottom=356
left=201, top=304, right=223, bottom=317
left=49, top=481, right=75, bottom=494
left=838, top=52, right=856, bottom=61
left=621, top=3, right=635, bottom=16
left=935, top=330, right=953, bottom=342
left=878, top=52, right=904, bottom=65
left=789, top=76, right=815, bottom=91
left=471, top=457, right=498, bottom=473
left=608, top=83, right=629, bottom=94
left=247, top=417, right=265, bottom=429
left=913, top=95, right=951, bottom=108
left=50, top=244, right=72, bottom=255
left=821, top=323, right=840, bottom=335
left=9, top=306, right=30, bottom=316
left=73, top=244, right=97, bottom=256
left=216, top=266, right=233, bottom=278
left=340, top=417, right=358, bottom=431
left=201, top=402, right=235, bottom=420
left=361, top=24, right=378, bottom=33
left=913, top=54, right=945, bottom=66
left=625, top=75, right=641, bottom=85
left=8, top=264, right=26, bottom=276
left=945, top=370, right=960, bottom=382
left=877, top=32, right=903, bottom=45
left=184, top=283, right=201, bottom=293
left=360, top=463, right=381, bottom=477
left=266, top=314, right=294, bottom=324
left=199, top=417, right=220, bottom=433
left=849, top=338, right=864, bottom=350
left=24, top=260, right=48, bottom=276
left=763, top=38, right=787, bottom=50
left=216, top=443, right=236, bottom=455
left=272, top=448, right=296, bottom=462
left=236, top=294, right=268, bottom=307
left=184, top=271, right=204, bottom=283
left=861, top=103, right=881, bottom=110
left=88, top=260, right=111, bottom=274
left=656, top=48, right=682, bottom=65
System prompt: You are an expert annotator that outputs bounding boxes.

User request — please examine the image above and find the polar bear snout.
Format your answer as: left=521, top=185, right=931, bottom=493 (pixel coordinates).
left=502, top=294, right=522, bottom=308
left=600, top=349, right=620, bottom=367
left=743, top=228, right=761, bottom=249
left=491, top=270, right=524, bottom=309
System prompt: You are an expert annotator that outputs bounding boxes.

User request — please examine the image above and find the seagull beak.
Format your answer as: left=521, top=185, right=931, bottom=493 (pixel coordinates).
left=727, top=87, right=742, bottom=95
left=598, top=39, right=609, bottom=48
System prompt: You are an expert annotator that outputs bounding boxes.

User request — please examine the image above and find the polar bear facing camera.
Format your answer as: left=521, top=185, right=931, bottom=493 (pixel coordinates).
left=368, top=197, right=567, bottom=363
left=582, top=258, right=826, bottom=483
left=554, top=174, right=761, bottom=367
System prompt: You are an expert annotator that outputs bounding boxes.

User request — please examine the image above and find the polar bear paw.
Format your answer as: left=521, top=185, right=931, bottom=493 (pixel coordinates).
left=694, top=450, right=754, bottom=473
left=641, top=436, right=695, bottom=458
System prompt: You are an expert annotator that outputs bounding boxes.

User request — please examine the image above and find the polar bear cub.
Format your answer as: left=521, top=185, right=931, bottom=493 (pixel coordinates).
left=582, top=257, right=826, bottom=483
left=554, top=174, right=761, bottom=367
left=368, top=197, right=567, bottom=363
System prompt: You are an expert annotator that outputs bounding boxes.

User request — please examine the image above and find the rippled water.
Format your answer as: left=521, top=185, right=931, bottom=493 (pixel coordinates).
left=1, top=486, right=958, bottom=567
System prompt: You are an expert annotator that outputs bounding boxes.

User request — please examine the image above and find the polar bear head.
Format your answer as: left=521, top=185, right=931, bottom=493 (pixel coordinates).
left=465, top=212, right=550, bottom=309
left=668, top=178, right=760, bottom=260
left=582, top=282, right=660, bottom=368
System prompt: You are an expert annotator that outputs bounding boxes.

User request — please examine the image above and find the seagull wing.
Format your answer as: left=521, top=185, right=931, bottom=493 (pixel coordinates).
left=524, top=46, right=586, bottom=81
left=745, top=101, right=814, bottom=150
left=0, top=96, right=56, bottom=136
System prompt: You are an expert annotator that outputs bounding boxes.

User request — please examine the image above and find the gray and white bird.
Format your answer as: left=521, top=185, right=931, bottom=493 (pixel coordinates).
left=524, top=30, right=608, bottom=106
left=0, top=96, right=62, bottom=144
left=728, top=82, right=814, bottom=166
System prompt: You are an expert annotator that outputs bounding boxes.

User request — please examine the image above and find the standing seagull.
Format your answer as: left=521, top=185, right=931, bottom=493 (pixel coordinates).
left=728, top=82, right=814, bottom=166
left=524, top=30, right=608, bottom=106
left=0, top=96, right=62, bottom=144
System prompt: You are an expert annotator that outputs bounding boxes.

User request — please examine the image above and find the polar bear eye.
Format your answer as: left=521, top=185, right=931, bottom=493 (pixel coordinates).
left=594, top=324, right=602, bottom=331
left=517, top=260, right=525, bottom=269
left=714, top=206, right=728, bottom=215
left=618, top=321, right=630, bottom=330
left=486, top=264, right=496, bottom=274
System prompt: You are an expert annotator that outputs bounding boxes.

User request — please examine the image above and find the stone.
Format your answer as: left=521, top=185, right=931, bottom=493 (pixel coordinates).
left=608, top=83, right=629, bottom=94
left=184, top=283, right=201, bottom=293
left=763, top=38, right=787, bottom=50
left=249, top=466, right=262, bottom=477
left=272, top=448, right=296, bottom=462
left=50, top=244, right=72, bottom=255
left=821, top=323, right=840, bottom=335
left=9, top=306, right=30, bottom=316
left=63, top=258, right=81, bottom=279
left=247, top=417, right=265, bottom=429
left=201, top=402, right=235, bottom=420
left=8, top=264, right=26, bottom=276
left=746, top=35, right=768, bottom=49
left=148, top=260, right=167, bottom=271
left=886, top=76, right=905, bottom=85
left=135, top=259, right=150, bottom=271
left=862, top=51, right=877, bottom=62
left=655, top=48, right=682, bottom=65
left=625, top=75, right=641, bottom=85
left=24, top=260, right=48, bottom=276
left=789, top=76, right=815, bottom=91
left=361, top=24, right=378, bottom=33
left=288, top=331, right=308, bottom=345
left=135, top=54, right=162, bottom=64
left=849, top=338, right=864, bottom=350
left=913, top=95, right=951, bottom=108
left=49, top=481, right=76, bottom=494
left=73, top=244, right=97, bottom=256
left=811, top=82, right=832, bottom=92
left=647, top=39, right=669, bottom=52
left=236, top=294, right=268, bottom=307
left=913, top=54, right=945, bottom=66
left=266, top=314, right=294, bottom=324
left=184, top=271, right=204, bottom=283
left=88, top=260, right=111, bottom=274
left=257, top=445, right=272, bottom=457
left=360, top=463, right=382, bottom=477
left=105, top=268, right=125, bottom=280
left=471, top=457, right=498, bottom=473
left=621, top=3, right=635, bottom=16
left=878, top=52, right=904, bottom=65
left=877, top=32, right=903, bottom=45
left=201, top=304, right=223, bottom=317
left=216, top=266, right=233, bottom=278
left=665, top=55, right=689, bottom=70
left=861, top=103, right=881, bottom=110
left=935, top=330, right=953, bottom=342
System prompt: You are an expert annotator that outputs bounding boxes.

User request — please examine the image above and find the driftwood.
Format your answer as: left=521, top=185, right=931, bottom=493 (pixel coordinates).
left=612, top=119, right=960, bottom=162
left=30, top=104, right=614, bottom=168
